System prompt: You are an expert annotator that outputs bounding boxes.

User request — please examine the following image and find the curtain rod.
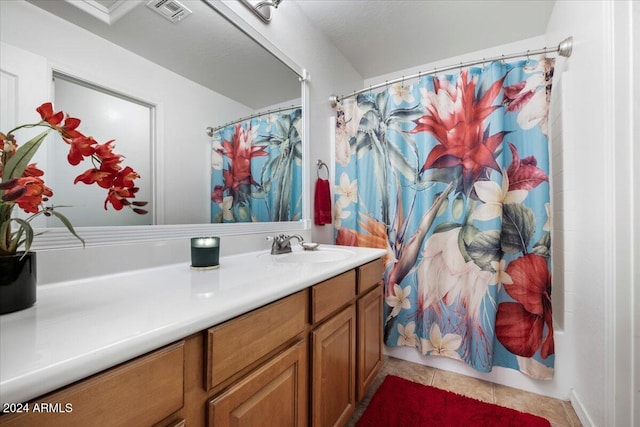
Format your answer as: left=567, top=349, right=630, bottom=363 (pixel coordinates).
left=206, top=104, right=302, bottom=136
left=329, top=36, right=573, bottom=108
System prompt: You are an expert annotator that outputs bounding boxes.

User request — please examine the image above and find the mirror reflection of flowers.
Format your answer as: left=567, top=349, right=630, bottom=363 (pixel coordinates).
left=0, top=102, right=148, bottom=256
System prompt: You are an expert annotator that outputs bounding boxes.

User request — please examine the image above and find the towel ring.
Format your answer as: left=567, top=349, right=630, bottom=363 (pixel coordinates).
left=317, top=160, right=329, bottom=179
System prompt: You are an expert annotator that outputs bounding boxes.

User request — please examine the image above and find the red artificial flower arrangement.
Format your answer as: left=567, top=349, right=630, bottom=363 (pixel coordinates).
left=0, top=102, right=147, bottom=256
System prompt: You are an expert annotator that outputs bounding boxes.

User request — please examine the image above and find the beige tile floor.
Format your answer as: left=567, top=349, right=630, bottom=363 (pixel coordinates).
left=347, top=356, right=582, bottom=427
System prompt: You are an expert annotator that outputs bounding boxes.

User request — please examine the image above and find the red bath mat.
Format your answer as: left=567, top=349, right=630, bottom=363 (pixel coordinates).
left=357, top=375, right=551, bottom=427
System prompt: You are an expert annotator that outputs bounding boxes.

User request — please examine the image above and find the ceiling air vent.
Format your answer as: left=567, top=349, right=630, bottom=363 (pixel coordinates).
left=146, top=0, right=192, bottom=23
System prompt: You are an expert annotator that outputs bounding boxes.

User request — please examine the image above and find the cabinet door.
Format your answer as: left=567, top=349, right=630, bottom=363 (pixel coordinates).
left=311, top=305, right=356, bottom=427
left=356, top=285, right=383, bottom=401
left=208, top=339, right=307, bottom=427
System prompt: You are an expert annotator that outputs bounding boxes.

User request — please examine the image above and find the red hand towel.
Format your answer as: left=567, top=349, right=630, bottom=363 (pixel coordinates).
left=314, top=178, right=332, bottom=225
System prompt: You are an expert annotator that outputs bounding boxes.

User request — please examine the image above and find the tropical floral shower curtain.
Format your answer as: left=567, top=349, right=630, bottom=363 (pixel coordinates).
left=211, top=108, right=302, bottom=222
left=334, top=59, right=555, bottom=379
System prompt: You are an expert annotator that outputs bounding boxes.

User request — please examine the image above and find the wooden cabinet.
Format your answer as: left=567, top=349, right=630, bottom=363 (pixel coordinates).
left=209, top=339, right=308, bottom=427
left=310, top=259, right=383, bottom=427
left=311, top=305, right=356, bottom=427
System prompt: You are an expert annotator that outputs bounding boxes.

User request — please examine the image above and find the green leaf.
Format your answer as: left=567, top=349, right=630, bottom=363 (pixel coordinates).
left=391, top=125, right=420, bottom=162
left=355, top=133, right=373, bottom=158
left=0, top=219, right=11, bottom=253
left=533, top=232, right=551, bottom=257
left=436, top=193, right=448, bottom=217
left=355, top=93, right=376, bottom=110
left=460, top=223, right=479, bottom=246
left=376, top=91, right=388, bottom=118
left=358, top=110, right=381, bottom=132
left=8, top=217, right=33, bottom=254
left=50, top=210, right=85, bottom=247
left=419, top=168, right=460, bottom=187
left=383, top=313, right=397, bottom=343
left=2, top=130, right=50, bottom=180
left=388, top=107, right=423, bottom=121
left=260, top=157, right=277, bottom=191
left=501, top=203, right=535, bottom=254
left=433, top=221, right=461, bottom=234
left=465, top=229, right=501, bottom=270
left=387, top=142, right=416, bottom=182
left=452, top=193, right=465, bottom=220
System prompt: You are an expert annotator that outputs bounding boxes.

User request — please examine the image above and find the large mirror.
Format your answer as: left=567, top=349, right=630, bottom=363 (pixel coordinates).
left=0, top=0, right=308, bottom=248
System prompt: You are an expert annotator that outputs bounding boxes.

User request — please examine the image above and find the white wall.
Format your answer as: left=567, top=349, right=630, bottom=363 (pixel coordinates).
left=0, top=0, right=252, bottom=225
left=546, top=1, right=635, bottom=426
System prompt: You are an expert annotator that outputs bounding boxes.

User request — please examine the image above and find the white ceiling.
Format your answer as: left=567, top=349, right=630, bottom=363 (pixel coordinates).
left=26, top=0, right=555, bottom=108
left=292, top=0, right=555, bottom=79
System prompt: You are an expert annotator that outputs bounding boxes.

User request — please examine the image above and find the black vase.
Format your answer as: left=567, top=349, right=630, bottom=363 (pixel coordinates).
left=0, top=252, right=37, bottom=314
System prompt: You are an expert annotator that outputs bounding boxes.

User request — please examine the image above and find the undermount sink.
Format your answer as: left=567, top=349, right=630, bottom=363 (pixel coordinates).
left=259, top=247, right=355, bottom=264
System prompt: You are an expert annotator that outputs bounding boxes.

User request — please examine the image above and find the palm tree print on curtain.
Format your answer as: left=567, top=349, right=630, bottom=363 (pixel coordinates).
left=211, top=108, right=302, bottom=222
left=334, top=59, right=555, bottom=379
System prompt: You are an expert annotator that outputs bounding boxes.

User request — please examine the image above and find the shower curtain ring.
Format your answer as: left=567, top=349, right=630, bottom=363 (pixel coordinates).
left=526, top=49, right=531, bottom=64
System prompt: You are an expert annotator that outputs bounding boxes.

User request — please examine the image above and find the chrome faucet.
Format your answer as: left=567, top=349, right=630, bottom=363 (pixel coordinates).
left=269, top=234, right=304, bottom=255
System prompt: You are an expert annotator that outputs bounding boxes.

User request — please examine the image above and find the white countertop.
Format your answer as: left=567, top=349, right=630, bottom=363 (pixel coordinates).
left=0, top=244, right=385, bottom=406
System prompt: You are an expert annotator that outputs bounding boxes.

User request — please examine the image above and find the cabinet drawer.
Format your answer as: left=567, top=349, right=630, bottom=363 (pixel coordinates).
left=0, top=342, right=184, bottom=427
left=206, top=290, right=308, bottom=391
left=357, top=259, right=383, bottom=295
left=311, top=270, right=356, bottom=325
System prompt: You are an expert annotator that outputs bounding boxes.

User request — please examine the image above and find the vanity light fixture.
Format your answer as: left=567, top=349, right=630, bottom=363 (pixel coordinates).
left=239, top=0, right=283, bottom=23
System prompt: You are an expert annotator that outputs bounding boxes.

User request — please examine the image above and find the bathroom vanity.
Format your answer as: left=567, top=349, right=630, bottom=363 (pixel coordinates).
left=0, top=245, right=385, bottom=427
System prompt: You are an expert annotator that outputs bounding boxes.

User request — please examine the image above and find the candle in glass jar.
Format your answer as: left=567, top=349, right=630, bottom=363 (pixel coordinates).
left=190, top=237, right=220, bottom=269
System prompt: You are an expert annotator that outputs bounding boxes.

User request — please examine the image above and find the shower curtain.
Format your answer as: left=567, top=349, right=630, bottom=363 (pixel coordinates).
left=334, top=59, right=555, bottom=379
left=211, top=108, right=302, bottom=222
